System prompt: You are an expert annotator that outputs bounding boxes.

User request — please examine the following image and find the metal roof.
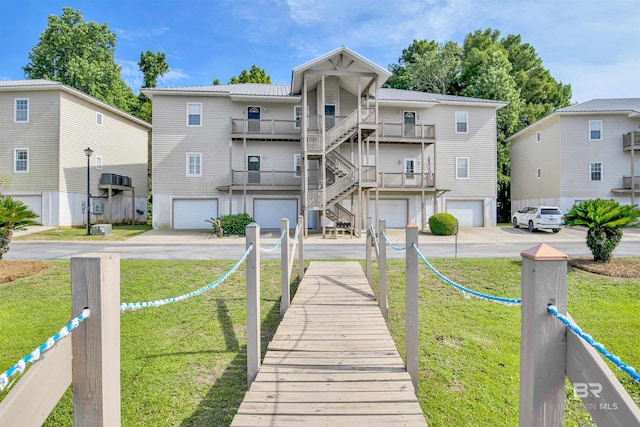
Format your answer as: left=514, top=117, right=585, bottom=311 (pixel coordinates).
left=556, top=98, right=640, bottom=114
left=378, top=88, right=506, bottom=106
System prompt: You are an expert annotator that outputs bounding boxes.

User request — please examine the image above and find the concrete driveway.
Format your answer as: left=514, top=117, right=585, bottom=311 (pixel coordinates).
left=5, top=226, right=639, bottom=261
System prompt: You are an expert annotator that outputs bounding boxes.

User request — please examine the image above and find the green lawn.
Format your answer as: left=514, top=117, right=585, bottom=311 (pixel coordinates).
left=12, top=224, right=152, bottom=241
left=367, top=258, right=640, bottom=427
left=0, top=257, right=638, bottom=426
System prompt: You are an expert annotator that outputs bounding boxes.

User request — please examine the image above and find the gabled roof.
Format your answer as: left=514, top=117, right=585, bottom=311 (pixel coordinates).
left=143, top=83, right=294, bottom=100
left=0, top=79, right=151, bottom=128
left=508, top=98, right=640, bottom=141
left=378, top=88, right=506, bottom=108
left=290, top=46, right=392, bottom=96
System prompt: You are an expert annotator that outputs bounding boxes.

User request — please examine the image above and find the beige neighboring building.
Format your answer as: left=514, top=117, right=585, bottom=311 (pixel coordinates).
left=509, top=99, right=640, bottom=215
left=143, top=47, right=505, bottom=233
left=0, top=79, right=151, bottom=227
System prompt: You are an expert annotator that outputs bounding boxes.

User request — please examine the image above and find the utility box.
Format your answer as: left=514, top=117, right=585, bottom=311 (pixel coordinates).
left=91, top=224, right=112, bottom=235
left=92, top=199, right=105, bottom=214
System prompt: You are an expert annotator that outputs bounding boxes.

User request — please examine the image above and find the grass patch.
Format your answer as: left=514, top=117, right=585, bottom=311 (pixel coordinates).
left=13, top=224, right=152, bottom=241
left=0, top=259, right=304, bottom=426
left=1, top=258, right=638, bottom=426
left=366, top=258, right=640, bottom=426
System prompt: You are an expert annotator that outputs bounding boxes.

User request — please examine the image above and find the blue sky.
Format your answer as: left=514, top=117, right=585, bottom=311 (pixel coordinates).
left=1, top=0, right=639, bottom=104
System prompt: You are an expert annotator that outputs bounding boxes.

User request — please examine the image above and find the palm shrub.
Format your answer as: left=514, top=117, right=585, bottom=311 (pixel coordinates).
left=564, top=199, right=640, bottom=262
left=428, top=212, right=457, bottom=235
left=215, top=213, right=254, bottom=235
left=0, top=194, right=38, bottom=259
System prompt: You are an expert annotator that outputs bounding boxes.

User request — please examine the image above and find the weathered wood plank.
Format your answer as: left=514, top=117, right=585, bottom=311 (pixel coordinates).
left=231, top=261, right=427, bottom=426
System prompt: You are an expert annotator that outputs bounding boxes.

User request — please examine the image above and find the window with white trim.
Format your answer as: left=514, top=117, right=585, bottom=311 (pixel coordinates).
left=15, top=99, right=29, bottom=122
left=95, top=155, right=103, bottom=170
left=456, top=157, right=469, bottom=179
left=455, top=111, right=468, bottom=134
left=186, top=152, right=202, bottom=176
left=187, top=103, right=202, bottom=126
left=14, top=148, right=29, bottom=172
left=294, top=154, right=301, bottom=177
left=537, top=167, right=541, bottom=179
left=536, top=131, right=541, bottom=143
left=96, top=112, right=103, bottom=126
left=589, top=162, right=602, bottom=181
left=294, top=106, right=303, bottom=129
left=589, top=120, right=602, bottom=141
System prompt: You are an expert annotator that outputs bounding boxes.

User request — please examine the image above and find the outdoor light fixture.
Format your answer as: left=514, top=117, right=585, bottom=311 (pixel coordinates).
left=84, top=147, right=93, bottom=235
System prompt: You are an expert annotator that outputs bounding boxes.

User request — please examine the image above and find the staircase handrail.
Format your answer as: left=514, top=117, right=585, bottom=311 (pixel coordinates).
left=326, top=150, right=355, bottom=176
left=324, top=109, right=359, bottom=152
left=325, top=169, right=358, bottom=205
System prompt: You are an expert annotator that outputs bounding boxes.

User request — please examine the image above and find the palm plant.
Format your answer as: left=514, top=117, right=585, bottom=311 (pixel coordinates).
left=0, top=194, right=38, bottom=259
left=564, top=199, right=640, bottom=262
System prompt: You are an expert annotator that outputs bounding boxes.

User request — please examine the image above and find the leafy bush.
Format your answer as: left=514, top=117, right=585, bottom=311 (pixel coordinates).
left=215, top=213, right=254, bottom=235
left=565, top=198, right=640, bottom=262
left=0, top=194, right=38, bottom=259
left=428, top=212, right=457, bottom=235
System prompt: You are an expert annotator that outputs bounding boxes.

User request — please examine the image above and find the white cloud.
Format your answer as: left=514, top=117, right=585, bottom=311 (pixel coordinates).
left=115, top=26, right=170, bottom=41
left=159, top=68, right=190, bottom=85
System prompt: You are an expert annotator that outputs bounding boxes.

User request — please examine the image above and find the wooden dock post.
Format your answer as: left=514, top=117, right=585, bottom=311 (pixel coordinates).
left=280, top=218, right=290, bottom=317
left=298, top=215, right=304, bottom=280
left=519, top=244, right=568, bottom=426
left=365, top=215, right=372, bottom=282
left=71, top=253, right=121, bottom=427
left=405, top=223, right=419, bottom=394
left=246, top=223, right=261, bottom=388
left=378, top=218, right=388, bottom=320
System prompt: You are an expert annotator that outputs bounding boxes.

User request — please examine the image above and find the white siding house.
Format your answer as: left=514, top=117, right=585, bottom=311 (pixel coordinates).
left=143, top=47, right=505, bottom=232
left=509, top=99, right=640, bottom=215
left=0, top=80, right=151, bottom=226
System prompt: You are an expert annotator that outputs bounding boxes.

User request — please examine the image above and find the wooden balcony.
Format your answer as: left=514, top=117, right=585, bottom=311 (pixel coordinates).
left=377, top=122, right=436, bottom=143
left=230, top=118, right=301, bottom=141
left=379, top=171, right=435, bottom=189
left=622, top=176, right=640, bottom=189
left=623, top=131, right=640, bottom=152
left=219, top=170, right=302, bottom=192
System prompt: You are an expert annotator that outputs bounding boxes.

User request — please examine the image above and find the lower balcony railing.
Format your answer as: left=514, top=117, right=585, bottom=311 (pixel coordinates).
left=379, top=171, right=435, bottom=188
left=231, top=170, right=301, bottom=187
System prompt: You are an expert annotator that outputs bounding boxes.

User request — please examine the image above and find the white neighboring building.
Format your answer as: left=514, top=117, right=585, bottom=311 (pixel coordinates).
left=509, top=98, right=640, bottom=214
left=143, top=47, right=505, bottom=232
left=0, top=79, right=151, bottom=226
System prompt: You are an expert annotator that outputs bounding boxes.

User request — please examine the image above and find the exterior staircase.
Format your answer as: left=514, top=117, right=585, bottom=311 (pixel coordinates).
left=306, top=107, right=377, bottom=237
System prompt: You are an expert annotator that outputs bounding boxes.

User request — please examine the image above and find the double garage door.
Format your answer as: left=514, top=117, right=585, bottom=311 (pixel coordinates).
left=173, top=199, right=218, bottom=229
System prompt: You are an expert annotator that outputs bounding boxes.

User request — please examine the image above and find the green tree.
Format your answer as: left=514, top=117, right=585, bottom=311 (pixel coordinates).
left=139, top=50, right=169, bottom=89
left=385, top=39, right=438, bottom=89
left=564, top=199, right=640, bottom=262
left=0, top=195, right=38, bottom=259
left=404, top=41, right=461, bottom=94
left=23, top=7, right=137, bottom=113
left=228, top=65, right=271, bottom=84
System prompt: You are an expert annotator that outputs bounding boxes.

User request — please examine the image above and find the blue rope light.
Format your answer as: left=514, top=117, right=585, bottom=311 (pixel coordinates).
left=260, top=231, right=286, bottom=253
left=413, top=243, right=522, bottom=306
left=120, top=244, right=254, bottom=312
left=381, top=230, right=406, bottom=251
left=0, top=308, right=91, bottom=392
left=547, top=305, right=640, bottom=384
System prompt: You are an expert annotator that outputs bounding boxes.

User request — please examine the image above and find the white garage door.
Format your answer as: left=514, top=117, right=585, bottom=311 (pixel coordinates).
left=173, top=199, right=218, bottom=229
left=368, top=199, right=408, bottom=228
left=14, top=195, right=42, bottom=223
left=446, top=200, right=483, bottom=226
left=254, top=199, right=297, bottom=229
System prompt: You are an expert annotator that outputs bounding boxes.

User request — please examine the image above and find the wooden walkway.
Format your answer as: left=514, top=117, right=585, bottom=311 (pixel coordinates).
left=231, top=261, right=427, bottom=426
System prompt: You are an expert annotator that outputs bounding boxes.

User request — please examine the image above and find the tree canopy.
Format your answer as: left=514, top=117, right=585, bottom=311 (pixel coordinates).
left=24, top=7, right=137, bottom=113
left=386, top=29, right=572, bottom=221
left=225, top=65, right=271, bottom=84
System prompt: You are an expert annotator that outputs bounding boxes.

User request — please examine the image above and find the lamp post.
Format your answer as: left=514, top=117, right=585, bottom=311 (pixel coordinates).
left=84, top=147, right=93, bottom=235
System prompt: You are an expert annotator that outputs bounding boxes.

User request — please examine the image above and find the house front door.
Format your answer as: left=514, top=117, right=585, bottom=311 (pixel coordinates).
left=325, top=104, right=336, bottom=130
left=403, top=111, right=416, bottom=137
left=248, top=106, right=261, bottom=132
left=248, top=155, right=261, bottom=184
left=404, top=158, right=416, bottom=186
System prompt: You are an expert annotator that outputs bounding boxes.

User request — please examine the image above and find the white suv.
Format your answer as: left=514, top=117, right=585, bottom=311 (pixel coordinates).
left=512, top=206, right=564, bottom=233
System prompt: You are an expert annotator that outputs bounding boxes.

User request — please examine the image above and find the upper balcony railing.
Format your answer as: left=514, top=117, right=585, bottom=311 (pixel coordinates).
left=623, top=131, right=640, bottom=151
left=230, top=118, right=301, bottom=137
left=622, top=176, right=640, bottom=189
left=379, top=171, right=435, bottom=188
left=379, top=122, right=436, bottom=140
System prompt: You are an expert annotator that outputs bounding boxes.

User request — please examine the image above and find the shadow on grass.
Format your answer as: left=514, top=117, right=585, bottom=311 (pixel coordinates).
left=180, top=272, right=303, bottom=426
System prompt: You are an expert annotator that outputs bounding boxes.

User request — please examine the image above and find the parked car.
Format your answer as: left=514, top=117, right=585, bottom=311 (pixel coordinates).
left=512, top=206, right=564, bottom=233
